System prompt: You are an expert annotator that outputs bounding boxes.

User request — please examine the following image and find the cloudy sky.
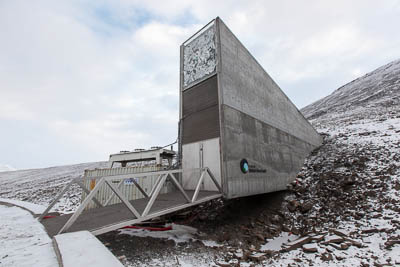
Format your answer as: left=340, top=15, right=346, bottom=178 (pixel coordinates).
left=1, top=0, right=399, bottom=170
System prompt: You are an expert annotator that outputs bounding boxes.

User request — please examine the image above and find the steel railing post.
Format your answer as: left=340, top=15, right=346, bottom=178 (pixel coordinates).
left=57, top=178, right=105, bottom=234
left=131, top=179, right=149, bottom=198
left=148, top=174, right=163, bottom=197
left=38, top=179, right=74, bottom=221
left=75, top=179, right=103, bottom=208
left=168, top=173, right=191, bottom=203
left=142, top=174, right=167, bottom=217
left=206, top=167, right=223, bottom=192
left=192, top=170, right=206, bottom=202
left=105, top=180, right=141, bottom=219
left=104, top=179, right=124, bottom=206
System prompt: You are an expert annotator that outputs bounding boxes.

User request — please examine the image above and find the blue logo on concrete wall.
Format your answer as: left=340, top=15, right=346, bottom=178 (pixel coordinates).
left=240, top=158, right=267, bottom=174
left=240, top=159, right=249, bottom=173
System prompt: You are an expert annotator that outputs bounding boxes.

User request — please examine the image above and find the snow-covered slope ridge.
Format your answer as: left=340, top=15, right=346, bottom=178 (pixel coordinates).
left=302, top=59, right=400, bottom=121
left=0, top=164, right=16, bottom=172
left=0, top=161, right=107, bottom=212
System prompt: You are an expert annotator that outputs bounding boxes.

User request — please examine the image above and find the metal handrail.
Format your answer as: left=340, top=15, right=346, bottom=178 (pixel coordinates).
left=39, top=168, right=223, bottom=235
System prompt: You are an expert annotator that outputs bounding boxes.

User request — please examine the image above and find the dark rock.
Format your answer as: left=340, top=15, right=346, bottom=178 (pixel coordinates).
left=385, top=240, right=400, bottom=249
left=321, top=252, right=333, bottom=261
left=302, top=243, right=318, bottom=253
left=300, top=201, right=313, bottom=213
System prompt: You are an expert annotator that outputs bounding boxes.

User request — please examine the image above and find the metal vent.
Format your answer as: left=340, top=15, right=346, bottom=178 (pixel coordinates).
left=182, top=75, right=220, bottom=144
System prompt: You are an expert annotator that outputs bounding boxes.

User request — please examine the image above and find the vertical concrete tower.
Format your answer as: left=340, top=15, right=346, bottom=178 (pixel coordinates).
left=179, top=18, right=322, bottom=199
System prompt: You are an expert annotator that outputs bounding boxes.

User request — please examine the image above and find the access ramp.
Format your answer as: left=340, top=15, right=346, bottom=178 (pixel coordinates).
left=39, top=168, right=222, bottom=237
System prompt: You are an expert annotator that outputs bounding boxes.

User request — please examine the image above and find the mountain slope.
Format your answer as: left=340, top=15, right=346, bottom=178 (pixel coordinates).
left=302, top=58, right=400, bottom=121
left=266, top=59, right=400, bottom=265
left=0, top=161, right=107, bottom=211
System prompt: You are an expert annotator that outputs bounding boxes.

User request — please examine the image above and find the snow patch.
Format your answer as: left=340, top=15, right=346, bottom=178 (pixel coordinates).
left=54, top=231, right=124, bottom=267
left=0, top=205, right=58, bottom=267
left=201, top=240, right=223, bottom=248
left=118, top=223, right=198, bottom=244
left=261, top=232, right=298, bottom=251
left=0, top=198, right=47, bottom=214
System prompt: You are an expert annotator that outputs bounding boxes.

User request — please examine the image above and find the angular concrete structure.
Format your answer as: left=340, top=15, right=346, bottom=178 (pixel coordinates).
left=179, top=18, right=322, bottom=199
left=39, top=18, right=323, bottom=237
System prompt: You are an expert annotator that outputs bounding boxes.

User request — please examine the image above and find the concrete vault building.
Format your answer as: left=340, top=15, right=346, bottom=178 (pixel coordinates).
left=179, top=17, right=322, bottom=199
left=39, top=17, right=323, bottom=237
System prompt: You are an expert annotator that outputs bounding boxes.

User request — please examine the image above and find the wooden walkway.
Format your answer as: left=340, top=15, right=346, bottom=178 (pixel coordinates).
left=42, top=190, right=221, bottom=237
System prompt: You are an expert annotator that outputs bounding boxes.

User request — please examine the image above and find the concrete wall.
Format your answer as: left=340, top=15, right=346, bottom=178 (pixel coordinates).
left=217, top=18, right=322, bottom=198
left=218, top=19, right=321, bottom=147
left=221, top=105, right=316, bottom=198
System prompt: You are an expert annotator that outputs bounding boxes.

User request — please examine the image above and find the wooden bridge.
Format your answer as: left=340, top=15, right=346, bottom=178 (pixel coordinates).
left=39, top=168, right=222, bottom=237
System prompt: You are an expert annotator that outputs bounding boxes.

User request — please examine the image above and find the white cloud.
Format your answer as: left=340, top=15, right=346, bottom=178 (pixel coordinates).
left=0, top=0, right=399, bottom=168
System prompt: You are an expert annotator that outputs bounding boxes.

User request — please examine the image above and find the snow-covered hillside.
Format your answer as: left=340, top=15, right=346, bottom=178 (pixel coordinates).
left=267, top=58, right=400, bottom=265
left=0, top=161, right=107, bottom=212
left=302, top=58, right=400, bottom=121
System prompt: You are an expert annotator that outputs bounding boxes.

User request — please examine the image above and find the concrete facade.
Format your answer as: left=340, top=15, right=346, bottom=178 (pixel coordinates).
left=180, top=18, right=322, bottom=199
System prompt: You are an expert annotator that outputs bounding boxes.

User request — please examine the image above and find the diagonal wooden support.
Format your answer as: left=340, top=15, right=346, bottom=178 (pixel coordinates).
left=167, top=173, right=191, bottom=203
left=192, top=170, right=206, bottom=202
left=205, top=167, right=223, bottom=193
left=131, top=179, right=149, bottom=198
left=104, top=179, right=124, bottom=206
left=105, top=180, right=141, bottom=219
left=38, top=179, right=74, bottom=221
left=148, top=174, right=163, bottom=197
left=58, top=178, right=106, bottom=234
left=142, top=174, right=167, bottom=217
left=75, top=179, right=103, bottom=208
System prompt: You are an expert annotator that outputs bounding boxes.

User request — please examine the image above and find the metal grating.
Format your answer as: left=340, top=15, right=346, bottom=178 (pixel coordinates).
left=182, top=75, right=220, bottom=144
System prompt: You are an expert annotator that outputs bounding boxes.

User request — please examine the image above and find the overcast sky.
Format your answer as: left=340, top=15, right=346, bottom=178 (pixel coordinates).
left=1, top=0, right=400, bottom=170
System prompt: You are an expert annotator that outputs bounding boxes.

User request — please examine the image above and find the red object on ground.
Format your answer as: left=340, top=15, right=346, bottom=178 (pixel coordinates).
left=122, top=225, right=173, bottom=231
left=43, top=215, right=57, bottom=219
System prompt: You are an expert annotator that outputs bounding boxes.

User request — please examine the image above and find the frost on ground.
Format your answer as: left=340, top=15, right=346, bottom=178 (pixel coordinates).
left=0, top=205, right=58, bottom=267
